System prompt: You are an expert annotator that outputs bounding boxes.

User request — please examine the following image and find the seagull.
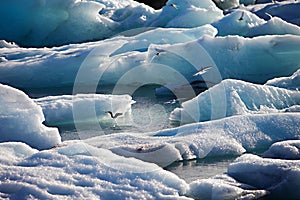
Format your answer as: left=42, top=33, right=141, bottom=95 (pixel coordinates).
left=104, top=111, right=123, bottom=119
left=170, top=3, right=178, bottom=9
left=193, top=66, right=214, bottom=76
left=237, top=12, right=245, bottom=21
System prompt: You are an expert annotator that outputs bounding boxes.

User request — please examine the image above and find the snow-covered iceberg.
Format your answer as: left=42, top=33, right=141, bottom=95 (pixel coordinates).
left=2, top=34, right=300, bottom=94
left=187, top=174, right=267, bottom=200
left=265, top=68, right=300, bottom=91
left=170, top=79, right=300, bottom=124
left=0, top=0, right=223, bottom=47
left=263, top=140, right=300, bottom=159
left=0, top=24, right=217, bottom=93
left=228, top=153, right=300, bottom=199
left=0, top=142, right=189, bottom=199
left=0, top=84, right=60, bottom=150
left=82, top=112, right=300, bottom=167
left=197, top=34, right=300, bottom=84
left=186, top=139, right=300, bottom=200
left=149, top=0, right=223, bottom=28
left=36, top=94, right=134, bottom=127
left=0, top=0, right=157, bottom=47
left=245, top=1, right=300, bottom=26
left=212, top=10, right=300, bottom=37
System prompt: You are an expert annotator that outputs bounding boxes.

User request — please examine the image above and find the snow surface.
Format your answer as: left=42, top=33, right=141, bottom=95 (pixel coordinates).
left=36, top=94, right=134, bottom=127
left=0, top=84, right=60, bottom=150
left=0, top=142, right=190, bottom=199
left=170, top=79, right=300, bottom=124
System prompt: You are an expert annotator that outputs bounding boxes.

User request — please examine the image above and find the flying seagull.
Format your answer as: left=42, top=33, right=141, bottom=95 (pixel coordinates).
left=170, top=3, right=178, bottom=9
left=104, top=111, right=123, bottom=119
left=193, top=66, right=214, bottom=76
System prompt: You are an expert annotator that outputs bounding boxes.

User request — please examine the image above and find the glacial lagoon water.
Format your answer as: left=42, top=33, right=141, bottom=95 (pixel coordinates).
left=30, top=84, right=234, bottom=182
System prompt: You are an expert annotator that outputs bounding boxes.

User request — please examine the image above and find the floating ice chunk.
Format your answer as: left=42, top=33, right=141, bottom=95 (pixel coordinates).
left=247, top=16, right=300, bottom=36
left=158, top=113, right=300, bottom=152
left=187, top=174, right=268, bottom=200
left=265, top=68, right=300, bottom=91
left=0, top=0, right=158, bottom=47
left=84, top=130, right=246, bottom=166
left=35, top=94, right=134, bottom=127
left=198, top=34, right=300, bottom=84
left=0, top=40, right=18, bottom=48
left=213, top=9, right=300, bottom=36
left=0, top=39, right=126, bottom=91
left=170, top=79, right=300, bottom=124
left=0, top=142, right=38, bottom=165
left=0, top=84, right=60, bottom=150
left=85, top=113, right=300, bottom=164
left=149, top=0, right=223, bottom=28
left=246, top=1, right=300, bottom=26
left=112, top=24, right=218, bottom=55
left=228, top=153, right=300, bottom=199
left=1, top=34, right=300, bottom=92
left=212, top=10, right=264, bottom=36
left=0, top=142, right=189, bottom=199
left=263, top=140, right=300, bottom=159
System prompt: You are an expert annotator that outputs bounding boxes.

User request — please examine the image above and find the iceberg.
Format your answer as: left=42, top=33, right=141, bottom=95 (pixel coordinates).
left=170, top=79, right=300, bottom=124
left=244, top=1, right=300, bottom=26
left=197, top=34, right=300, bottom=84
left=35, top=94, right=134, bottom=127
left=212, top=10, right=300, bottom=37
left=149, top=0, right=223, bottom=28
left=0, top=0, right=223, bottom=47
left=0, top=142, right=190, bottom=199
left=228, top=153, right=300, bottom=199
left=263, top=140, right=300, bottom=159
left=265, top=68, right=300, bottom=91
left=0, top=84, right=60, bottom=150
left=1, top=33, right=300, bottom=94
left=0, top=24, right=217, bottom=93
left=187, top=174, right=267, bottom=200
left=186, top=138, right=300, bottom=200
left=0, top=0, right=158, bottom=47
left=82, top=112, right=300, bottom=167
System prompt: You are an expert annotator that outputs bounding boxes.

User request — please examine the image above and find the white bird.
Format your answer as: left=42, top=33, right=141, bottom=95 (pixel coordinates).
left=193, top=66, right=214, bottom=76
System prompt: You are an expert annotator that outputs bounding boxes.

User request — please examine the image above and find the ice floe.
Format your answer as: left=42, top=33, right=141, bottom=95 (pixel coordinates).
left=228, top=153, right=300, bottom=199
left=170, top=79, right=300, bottom=124
left=266, top=68, right=300, bottom=91
left=0, top=84, right=60, bottom=150
left=35, top=94, right=134, bottom=127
